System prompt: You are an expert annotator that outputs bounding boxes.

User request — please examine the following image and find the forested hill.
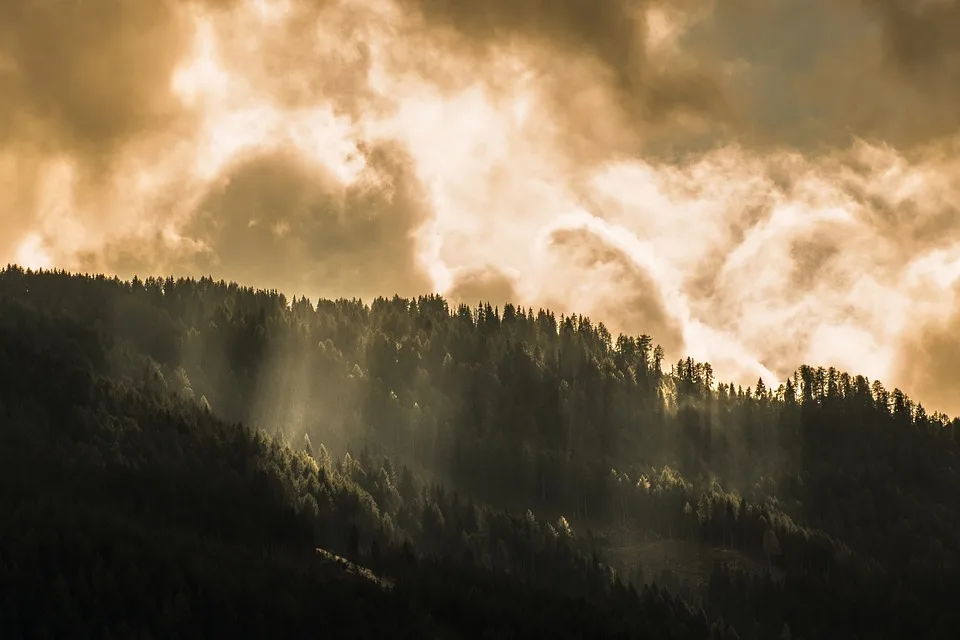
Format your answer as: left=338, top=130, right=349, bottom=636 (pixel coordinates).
left=1, top=265, right=959, bottom=639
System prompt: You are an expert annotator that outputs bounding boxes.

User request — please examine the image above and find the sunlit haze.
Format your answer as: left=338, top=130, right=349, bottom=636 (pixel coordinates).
left=3, top=0, right=960, bottom=415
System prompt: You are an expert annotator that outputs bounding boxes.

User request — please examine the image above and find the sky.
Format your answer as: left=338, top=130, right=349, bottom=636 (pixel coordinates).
left=2, top=0, right=960, bottom=415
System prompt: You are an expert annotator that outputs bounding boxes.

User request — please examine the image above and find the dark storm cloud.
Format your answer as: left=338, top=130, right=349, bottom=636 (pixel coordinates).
left=865, top=0, right=960, bottom=77
left=3, top=0, right=956, bottom=185
left=446, top=266, right=520, bottom=308
left=0, top=0, right=239, bottom=256
left=171, top=142, right=433, bottom=300
left=397, top=0, right=734, bottom=155
left=394, top=0, right=960, bottom=159
left=893, top=284, right=960, bottom=418
left=680, top=0, right=960, bottom=152
left=0, top=0, right=242, bottom=160
left=400, top=0, right=647, bottom=84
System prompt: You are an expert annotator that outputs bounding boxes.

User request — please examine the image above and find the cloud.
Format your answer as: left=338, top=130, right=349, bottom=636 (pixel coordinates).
left=0, top=0, right=197, bottom=159
left=160, top=142, right=431, bottom=300
left=897, top=343, right=960, bottom=417
left=866, top=0, right=960, bottom=78
left=0, top=0, right=252, bottom=272
left=681, top=0, right=960, bottom=152
left=446, top=266, right=520, bottom=309
left=893, top=287, right=960, bottom=416
left=891, top=250, right=960, bottom=415
left=0, top=0, right=182, bottom=257
left=205, top=0, right=384, bottom=119
left=542, top=226, right=685, bottom=356
left=395, top=0, right=735, bottom=160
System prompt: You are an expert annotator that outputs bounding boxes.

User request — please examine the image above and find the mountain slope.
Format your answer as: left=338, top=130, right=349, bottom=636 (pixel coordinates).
left=1, top=265, right=959, bottom=638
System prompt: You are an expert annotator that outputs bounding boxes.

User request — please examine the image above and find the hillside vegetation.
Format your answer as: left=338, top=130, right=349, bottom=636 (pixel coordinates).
left=1, top=265, right=958, bottom=639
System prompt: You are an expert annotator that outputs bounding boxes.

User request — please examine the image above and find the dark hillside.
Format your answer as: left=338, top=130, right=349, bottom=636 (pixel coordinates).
left=1, top=265, right=959, bottom=638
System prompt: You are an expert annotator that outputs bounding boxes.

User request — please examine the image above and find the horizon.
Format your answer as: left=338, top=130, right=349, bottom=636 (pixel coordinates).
left=7, top=261, right=954, bottom=425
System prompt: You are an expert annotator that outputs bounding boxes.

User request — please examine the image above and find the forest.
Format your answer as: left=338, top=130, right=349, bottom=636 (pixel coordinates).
left=1, top=265, right=958, bottom=639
